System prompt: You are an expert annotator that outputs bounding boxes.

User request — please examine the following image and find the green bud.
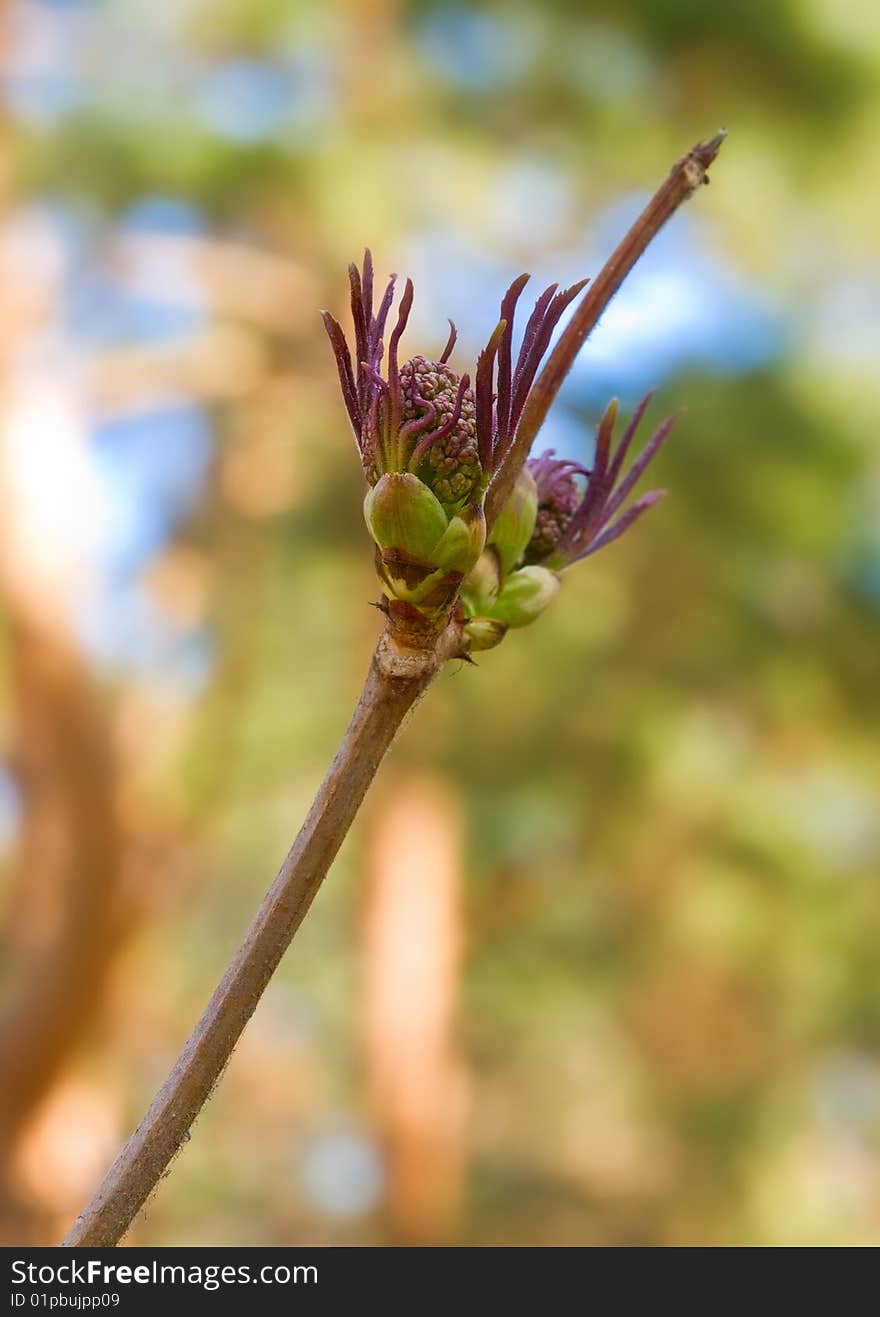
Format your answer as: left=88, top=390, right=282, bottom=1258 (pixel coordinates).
left=490, top=565, right=561, bottom=628
left=463, top=617, right=508, bottom=651
left=433, top=504, right=486, bottom=573
left=488, top=467, right=538, bottom=574
left=460, top=547, right=501, bottom=617
left=364, top=473, right=448, bottom=562
left=364, top=472, right=485, bottom=620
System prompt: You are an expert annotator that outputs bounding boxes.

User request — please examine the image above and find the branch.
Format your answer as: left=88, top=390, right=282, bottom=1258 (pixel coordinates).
left=61, top=623, right=460, bottom=1247
left=486, top=131, right=726, bottom=526
left=61, top=133, right=725, bottom=1247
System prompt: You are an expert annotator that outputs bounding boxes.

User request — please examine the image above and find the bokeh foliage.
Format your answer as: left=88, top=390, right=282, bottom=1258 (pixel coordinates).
left=1, top=0, right=879, bottom=1246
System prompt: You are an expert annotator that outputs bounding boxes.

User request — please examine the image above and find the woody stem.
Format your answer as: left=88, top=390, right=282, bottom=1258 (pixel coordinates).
left=61, top=622, right=461, bottom=1247
left=486, top=131, right=726, bottom=527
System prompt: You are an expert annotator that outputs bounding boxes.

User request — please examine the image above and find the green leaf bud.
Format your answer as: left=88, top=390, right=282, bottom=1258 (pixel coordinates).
left=460, top=547, right=501, bottom=617
left=432, top=504, right=486, bottom=573
left=488, top=467, right=538, bottom=574
left=463, top=617, right=508, bottom=652
left=490, top=565, right=561, bottom=628
left=364, top=473, right=449, bottom=562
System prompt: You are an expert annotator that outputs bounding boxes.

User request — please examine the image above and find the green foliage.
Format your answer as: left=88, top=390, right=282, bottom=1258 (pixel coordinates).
left=9, top=0, right=880, bottom=1248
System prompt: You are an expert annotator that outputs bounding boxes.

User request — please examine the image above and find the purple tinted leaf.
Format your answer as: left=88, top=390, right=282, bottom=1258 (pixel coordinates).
left=348, top=261, right=368, bottom=380
left=600, top=414, right=675, bottom=528
left=475, top=318, right=506, bottom=471
left=606, top=391, right=655, bottom=488
left=387, top=278, right=414, bottom=427
left=440, top=319, right=458, bottom=364
left=496, top=273, right=531, bottom=453
left=577, top=489, right=665, bottom=559
left=322, top=311, right=360, bottom=435
left=369, top=275, right=397, bottom=367
left=361, top=249, right=374, bottom=331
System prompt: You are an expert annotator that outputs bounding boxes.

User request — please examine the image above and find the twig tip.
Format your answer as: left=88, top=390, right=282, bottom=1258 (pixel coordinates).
left=692, top=129, right=727, bottom=169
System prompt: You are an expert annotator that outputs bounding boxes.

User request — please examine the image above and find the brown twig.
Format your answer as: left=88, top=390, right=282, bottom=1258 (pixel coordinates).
left=61, top=624, right=460, bottom=1247
left=61, top=135, right=723, bottom=1247
left=486, top=131, right=726, bottom=526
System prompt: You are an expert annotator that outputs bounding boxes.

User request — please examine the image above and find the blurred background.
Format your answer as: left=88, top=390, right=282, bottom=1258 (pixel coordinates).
left=0, top=0, right=878, bottom=1248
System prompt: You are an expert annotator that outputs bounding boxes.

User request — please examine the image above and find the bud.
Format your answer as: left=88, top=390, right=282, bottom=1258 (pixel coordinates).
left=432, top=503, right=487, bottom=573
left=525, top=451, right=587, bottom=564
left=490, top=565, right=561, bottom=627
left=463, top=616, right=508, bottom=652
left=460, top=478, right=559, bottom=652
left=459, top=547, right=501, bottom=618
left=364, top=473, right=448, bottom=563
left=460, top=562, right=560, bottom=653
left=400, top=357, right=480, bottom=512
left=325, top=255, right=671, bottom=639
left=523, top=399, right=673, bottom=569
left=365, top=473, right=485, bottom=617
left=488, top=466, right=538, bottom=574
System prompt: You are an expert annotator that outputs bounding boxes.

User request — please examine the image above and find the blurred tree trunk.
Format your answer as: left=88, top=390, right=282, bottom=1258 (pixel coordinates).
left=0, top=619, right=123, bottom=1243
left=0, top=353, right=124, bottom=1248
left=363, top=774, right=470, bottom=1244
left=0, top=54, right=124, bottom=1236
